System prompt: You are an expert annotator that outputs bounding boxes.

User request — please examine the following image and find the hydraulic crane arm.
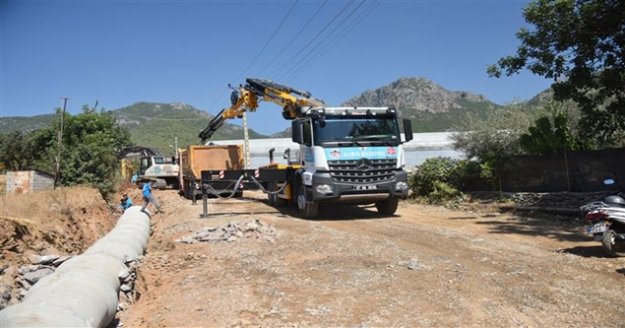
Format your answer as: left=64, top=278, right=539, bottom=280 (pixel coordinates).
left=199, top=78, right=324, bottom=143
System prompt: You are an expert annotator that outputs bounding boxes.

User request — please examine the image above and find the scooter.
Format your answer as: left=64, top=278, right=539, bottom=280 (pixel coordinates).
left=582, top=193, right=625, bottom=257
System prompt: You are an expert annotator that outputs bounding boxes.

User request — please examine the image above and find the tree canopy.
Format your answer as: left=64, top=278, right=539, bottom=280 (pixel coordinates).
left=0, top=106, right=131, bottom=198
left=488, top=0, right=625, bottom=145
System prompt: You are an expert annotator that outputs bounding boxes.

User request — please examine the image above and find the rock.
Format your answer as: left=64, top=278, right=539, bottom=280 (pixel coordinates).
left=52, top=256, right=72, bottom=266
left=23, top=268, right=54, bottom=284
left=120, top=283, right=133, bottom=293
left=119, top=268, right=131, bottom=280
left=37, top=255, right=60, bottom=265
left=245, top=220, right=260, bottom=231
left=16, top=278, right=31, bottom=290
left=0, top=284, right=12, bottom=301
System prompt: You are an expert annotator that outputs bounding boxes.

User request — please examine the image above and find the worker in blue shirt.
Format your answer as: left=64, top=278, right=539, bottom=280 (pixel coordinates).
left=120, top=194, right=133, bottom=212
left=141, top=182, right=163, bottom=214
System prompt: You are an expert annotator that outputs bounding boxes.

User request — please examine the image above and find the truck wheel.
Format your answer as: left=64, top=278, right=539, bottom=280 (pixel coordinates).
left=602, top=230, right=625, bottom=257
left=182, top=182, right=192, bottom=199
left=297, top=185, right=318, bottom=219
left=375, top=198, right=399, bottom=215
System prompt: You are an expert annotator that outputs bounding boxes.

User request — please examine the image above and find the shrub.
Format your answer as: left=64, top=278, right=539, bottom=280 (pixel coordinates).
left=410, top=157, right=486, bottom=204
left=411, top=157, right=458, bottom=196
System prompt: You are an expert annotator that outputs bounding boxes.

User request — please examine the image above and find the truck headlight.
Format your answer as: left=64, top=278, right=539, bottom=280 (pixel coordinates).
left=315, top=184, right=333, bottom=194
left=395, top=182, right=408, bottom=191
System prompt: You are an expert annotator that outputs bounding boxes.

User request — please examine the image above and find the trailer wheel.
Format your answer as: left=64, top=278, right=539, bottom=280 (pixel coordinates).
left=375, top=198, right=399, bottom=216
left=297, top=184, right=318, bottom=219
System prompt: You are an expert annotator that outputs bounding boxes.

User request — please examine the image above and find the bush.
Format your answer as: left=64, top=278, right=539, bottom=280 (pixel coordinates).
left=410, top=157, right=486, bottom=204
left=428, top=181, right=462, bottom=204
left=411, top=157, right=457, bottom=196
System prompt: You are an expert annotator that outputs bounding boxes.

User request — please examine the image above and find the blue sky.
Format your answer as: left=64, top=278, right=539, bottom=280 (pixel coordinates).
left=1, top=0, right=551, bottom=135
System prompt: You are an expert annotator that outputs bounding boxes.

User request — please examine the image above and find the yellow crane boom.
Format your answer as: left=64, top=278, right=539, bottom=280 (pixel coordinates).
left=199, top=78, right=324, bottom=143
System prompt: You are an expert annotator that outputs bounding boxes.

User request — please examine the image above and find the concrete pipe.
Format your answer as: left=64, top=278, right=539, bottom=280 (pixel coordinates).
left=0, top=206, right=151, bottom=327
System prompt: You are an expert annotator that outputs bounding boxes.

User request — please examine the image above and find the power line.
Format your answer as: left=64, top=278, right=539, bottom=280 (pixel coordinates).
left=285, top=0, right=381, bottom=81
left=206, top=0, right=299, bottom=115
left=255, top=0, right=329, bottom=77
left=277, top=0, right=368, bottom=82
left=268, top=0, right=355, bottom=79
left=234, top=0, right=299, bottom=82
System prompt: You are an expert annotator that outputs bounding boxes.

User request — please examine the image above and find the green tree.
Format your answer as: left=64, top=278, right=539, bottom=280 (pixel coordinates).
left=56, top=106, right=132, bottom=197
left=488, top=0, right=625, bottom=146
left=0, top=130, right=50, bottom=171
left=451, top=106, right=532, bottom=191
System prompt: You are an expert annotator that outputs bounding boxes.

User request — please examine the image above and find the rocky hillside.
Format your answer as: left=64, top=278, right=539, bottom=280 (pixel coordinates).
left=115, top=102, right=266, bottom=155
left=0, top=102, right=267, bottom=156
left=342, top=77, right=500, bottom=132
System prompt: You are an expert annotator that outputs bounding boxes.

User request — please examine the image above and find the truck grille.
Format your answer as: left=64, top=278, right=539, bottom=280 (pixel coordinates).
left=327, top=159, right=396, bottom=183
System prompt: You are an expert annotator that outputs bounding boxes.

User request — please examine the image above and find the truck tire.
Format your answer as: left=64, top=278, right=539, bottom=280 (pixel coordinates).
left=297, top=184, right=318, bottom=219
left=602, top=230, right=625, bottom=257
left=182, top=181, right=192, bottom=199
left=375, top=198, right=399, bottom=216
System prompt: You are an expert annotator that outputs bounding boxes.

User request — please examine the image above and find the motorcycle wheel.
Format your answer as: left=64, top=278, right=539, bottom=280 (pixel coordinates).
left=601, top=229, right=625, bottom=257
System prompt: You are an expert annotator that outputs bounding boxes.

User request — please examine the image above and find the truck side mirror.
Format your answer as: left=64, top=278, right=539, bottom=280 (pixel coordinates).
left=291, top=121, right=303, bottom=144
left=403, top=118, right=413, bottom=142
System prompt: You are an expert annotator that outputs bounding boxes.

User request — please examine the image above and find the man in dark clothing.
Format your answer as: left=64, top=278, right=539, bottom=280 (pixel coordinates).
left=141, top=182, right=163, bottom=214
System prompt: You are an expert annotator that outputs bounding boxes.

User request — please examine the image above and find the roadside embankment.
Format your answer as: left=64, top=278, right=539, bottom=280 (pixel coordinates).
left=1, top=186, right=135, bottom=306
left=0, top=206, right=150, bottom=327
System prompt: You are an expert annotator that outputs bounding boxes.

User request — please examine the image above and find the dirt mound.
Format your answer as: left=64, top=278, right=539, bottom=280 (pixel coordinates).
left=0, top=186, right=118, bottom=309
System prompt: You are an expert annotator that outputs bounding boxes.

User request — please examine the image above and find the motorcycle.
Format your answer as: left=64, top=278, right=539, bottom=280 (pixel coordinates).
left=582, top=193, right=625, bottom=257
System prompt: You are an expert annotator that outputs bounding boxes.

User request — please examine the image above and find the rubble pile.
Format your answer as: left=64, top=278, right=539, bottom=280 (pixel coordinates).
left=117, top=258, right=140, bottom=312
left=0, top=253, right=141, bottom=312
left=177, top=219, right=276, bottom=244
left=0, top=254, right=72, bottom=309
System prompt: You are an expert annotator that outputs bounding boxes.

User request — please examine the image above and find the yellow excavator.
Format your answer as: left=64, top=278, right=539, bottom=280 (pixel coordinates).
left=197, top=78, right=413, bottom=219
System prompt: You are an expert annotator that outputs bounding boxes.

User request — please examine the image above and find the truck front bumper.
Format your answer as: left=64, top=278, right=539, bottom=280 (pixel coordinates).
left=310, top=170, right=409, bottom=203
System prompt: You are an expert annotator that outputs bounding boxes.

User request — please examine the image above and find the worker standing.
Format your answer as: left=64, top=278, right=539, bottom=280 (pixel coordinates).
left=141, top=182, right=163, bottom=214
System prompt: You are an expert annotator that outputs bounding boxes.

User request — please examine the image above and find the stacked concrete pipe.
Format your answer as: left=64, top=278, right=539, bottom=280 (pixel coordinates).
left=0, top=206, right=151, bottom=327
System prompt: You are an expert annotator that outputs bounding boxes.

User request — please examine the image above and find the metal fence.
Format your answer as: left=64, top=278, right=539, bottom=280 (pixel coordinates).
left=497, top=147, right=625, bottom=192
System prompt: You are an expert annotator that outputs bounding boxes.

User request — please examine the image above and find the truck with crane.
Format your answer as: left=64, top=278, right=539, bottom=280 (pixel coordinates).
left=196, top=78, right=413, bottom=218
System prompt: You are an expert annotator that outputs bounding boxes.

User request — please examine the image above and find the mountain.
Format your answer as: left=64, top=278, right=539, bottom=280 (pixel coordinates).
left=0, top=114, right=55, bottom=133
left=115, top=102, right=268, bottom=155
left=342, top=77, right=501, bottom=132
left=0, top=102, right=267, bottom=156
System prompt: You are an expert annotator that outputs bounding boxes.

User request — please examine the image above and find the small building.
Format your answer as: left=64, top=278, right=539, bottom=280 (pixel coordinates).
left=6, top=170, right=54, bottom=194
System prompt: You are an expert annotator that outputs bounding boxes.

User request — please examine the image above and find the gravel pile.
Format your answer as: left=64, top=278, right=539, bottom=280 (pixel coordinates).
left=176, top=220, right=277, bottom=244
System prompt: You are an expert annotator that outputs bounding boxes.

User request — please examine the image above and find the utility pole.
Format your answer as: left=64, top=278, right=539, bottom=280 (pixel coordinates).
left=174, top=136, right=178, bottom=160
left=54, top=97, right=69, bottom=188
left=242, top=112, right=251, bottom=169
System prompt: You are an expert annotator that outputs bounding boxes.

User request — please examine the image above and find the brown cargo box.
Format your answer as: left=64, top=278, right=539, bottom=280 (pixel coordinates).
left=180, top=145, right=244, bottom=180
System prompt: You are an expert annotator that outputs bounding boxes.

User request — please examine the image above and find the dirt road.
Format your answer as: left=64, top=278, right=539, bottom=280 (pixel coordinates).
left=118, top=189, right=625, bottom=327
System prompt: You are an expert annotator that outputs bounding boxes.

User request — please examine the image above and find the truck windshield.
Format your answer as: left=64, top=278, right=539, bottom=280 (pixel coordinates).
left=313, top=118, right=400, bottom=144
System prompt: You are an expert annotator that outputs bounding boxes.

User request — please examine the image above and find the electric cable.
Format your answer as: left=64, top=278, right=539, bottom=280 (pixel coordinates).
left=255, top=0, right=329, bottom=77
left=286, top=0, right=381, bottom=81
left=268, top=0, right=355, bottom=79
left=277, top=0, right=368, bottom=82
